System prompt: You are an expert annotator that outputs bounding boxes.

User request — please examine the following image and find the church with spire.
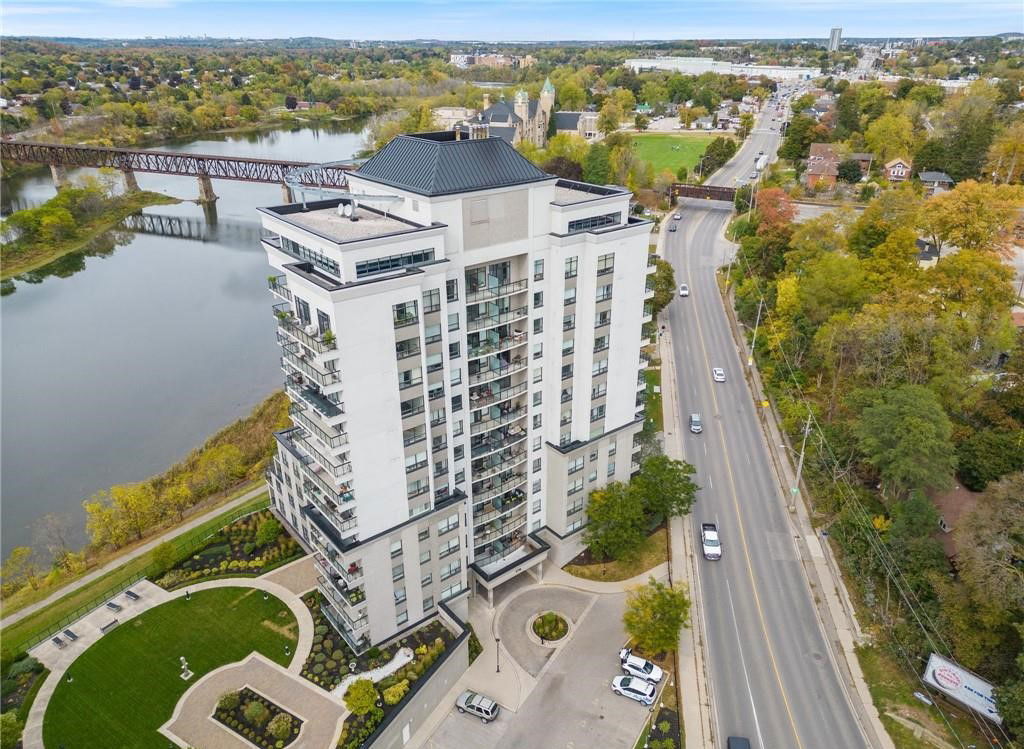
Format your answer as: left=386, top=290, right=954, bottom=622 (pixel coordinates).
left=461, top=78, right=556, bottom=147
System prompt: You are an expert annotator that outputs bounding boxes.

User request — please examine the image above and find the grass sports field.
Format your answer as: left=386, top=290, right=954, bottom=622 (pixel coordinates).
left=632, top=133, right=717, bottom=175
left=42, top=587, right=297, bottom=748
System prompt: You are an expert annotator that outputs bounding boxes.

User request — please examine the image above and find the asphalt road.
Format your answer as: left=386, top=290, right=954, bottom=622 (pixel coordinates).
left=664, top=101, right=869, bottom=748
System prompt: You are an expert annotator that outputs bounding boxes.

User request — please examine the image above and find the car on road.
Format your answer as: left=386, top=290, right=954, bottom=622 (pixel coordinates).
left=749, top=171, right=758, bottom=179
left=712, top=367, right=726, bottom=382
left=619, top=648, right=664, bottom=683
left=689, top=413, right=702, bottom=434
left=679, top=283, right=689, bottom=297
left=701, top=522, right=722, bottom=560
left=611, top=675, right=656, bottom=706
left=456, top=690, right=501, bottom=723
left=673, top=213, right=681, bottom=220
left=727, top=739, right=752, bottom=749
left=668, top=223, right=677, bottom=232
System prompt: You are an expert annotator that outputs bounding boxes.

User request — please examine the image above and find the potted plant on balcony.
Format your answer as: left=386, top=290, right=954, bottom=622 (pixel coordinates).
left=322, top=330, right=336, bottom=347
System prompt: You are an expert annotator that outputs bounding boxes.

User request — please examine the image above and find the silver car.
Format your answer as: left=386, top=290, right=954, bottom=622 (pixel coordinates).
left=611, top=675, right=656, bottom=705
left=689, top=413, right=703, bottom=434
left=712, top=367, right=726, bottom=383
left=456, top=690, right=500, bottom=723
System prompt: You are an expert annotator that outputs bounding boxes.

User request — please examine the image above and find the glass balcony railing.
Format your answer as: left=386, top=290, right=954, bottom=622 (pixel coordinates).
left=464, top=279, right=528, bottom=303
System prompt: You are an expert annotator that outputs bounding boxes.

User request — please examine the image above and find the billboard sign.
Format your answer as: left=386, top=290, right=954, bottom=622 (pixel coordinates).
left=922, top=653, right=1002, bottom=725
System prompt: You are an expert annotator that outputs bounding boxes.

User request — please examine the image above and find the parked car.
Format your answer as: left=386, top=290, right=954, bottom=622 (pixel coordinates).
left=712, top=367, right=726, bottom=382
left=611, top=675, right=656, bottom=705
left=679, top=283, right=689, bottom=297
left=619, top=648, right=664, bottom=683
left=689, top=413, right=703, bottom=434
left=456, top=690, right=501, bottom=723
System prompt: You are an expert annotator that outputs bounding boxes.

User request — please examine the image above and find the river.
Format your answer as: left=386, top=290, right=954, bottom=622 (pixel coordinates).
left=0, top=122, right=368, bottom=555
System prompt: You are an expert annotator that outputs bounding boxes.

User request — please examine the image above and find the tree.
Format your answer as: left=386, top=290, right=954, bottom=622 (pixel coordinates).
left=267, top=712, right=293, bottom=740
left=623, top=578, right=691, bottom=654
left=864, top=112, right=915, bottom=163
left=913, top=138, right=948, bottom=175
left=778, top=114, right=817, bottom=161
left=0, top=546, right=39, bottom=593
left=918, top=181, right=1024, bottom=255
left=558, top=82, right=586, bottom=112
left=243, top=699, right=269, bottom=726
left=632, top=455, right=698, bottom=521
left=985, top=121, right=1024, bottom=184
left=32, top=512, right=72, bottom=569
left=957, top=430, right=1024, bottom=491
left=582, top=482, right=646, bottom=562
left=837, top=159, right=862, bottom=184
left=675, top=165, right=688, bottom=182
left=218, top=691, right=241, bottom=711
left=755, top=187, right=795, bottom=231
left=344, top=679, right=378, bottom=716
left=737, top=112, right=754, bottom=140
left=634, top=114, right=649, bottom=132
left=152, top=541, right=180, bottom=574
left=597, top=101, right=622, bottom=136
left=995, top=635, right=1024, bottom=737
left=957, top=472, right=1024, bottom=611
left=734, top=184, right=753, bottom=212
left=0, top=712, right=23, bottom=749
left=542, top=156, right=583, bottom=181
left=255, top=516, right=283, bottom=547
left=854, top=385, right=956, bottom=497
left=650, top=259, right=676, bottom=318
left=284, top=95, right=297, bottom=110
left=583, top=144, right=611, bottom=185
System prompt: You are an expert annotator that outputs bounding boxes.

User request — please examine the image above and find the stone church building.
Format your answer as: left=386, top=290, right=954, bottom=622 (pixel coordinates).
left=460, top=78, right=555, bottom=147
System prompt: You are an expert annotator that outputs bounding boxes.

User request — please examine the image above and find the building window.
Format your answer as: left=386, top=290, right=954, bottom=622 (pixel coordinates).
left=533, top=436, right=542, bottom=451
left=595, top=311, right=611, bottom=328
left=533, top=391, right=542, bottom=407
left=592, top=382, right=607, bottom=399
left=399, top=367, right=422, bottom=390
left=423, top=288, right=441, bottom=314
left=592, top=359, right=608, bottom=376
left=608, top=441, right=617, bottom=456
left=446, top=278, right=459, bottom=302
left=426, top=352, right=443, bottom=373
left=567, top=499, right=584, bottom=516
left=564, top=257, right=578, bottom=278
left=454, top=443, right=464, bottom=459
left=449, top=342, right=461, bottom=359
left=391, top=540, right=403, bottom=557
left=590, top=405, right=606, bottom=422
left=424, top=323, right=442, bottom=344
left=533, top=318, right=543, bottom=335
left=422, top=572, right=433, bottom=587
left=418, top=527, right=430, bottom=542
left=568, top=457, right=584, bottom=474
left=452, top=393, right=463, bottom=410
left=533, top=414, right=542, bottom=429
left=440, top=561, right=461, bottom=581
left=563, top=314, right=575, bottom=331
left=439, top=538, right=460, bottom=558
left=396, top=609, right=409, bottom=626
left=567, top=519, right=583, bottom=533
left=357, top=249, right=435, bottom=278
left=441, top=582, right=464, bottom=601
left=567, top=478, right=584, bottom=495
left=561, top=338, right=574, bottom=357
left=455, top=469, right=465, bottom=484
left=393, top=564, right=405, bottom=582
left=533, top=458, right=542, bottom=473
left=420, top=549, right=431, bottom=564
left=533, top=342, right=543, bottom=360
left=596, top=284, right=613, bottom=302
left=597, top=253, right=615, bottom=275
left=561, top=387, right=573, bottom=403
left=533, top=479, right=542, bottom=494
left=594, top=335, right=609, bottom=353
left=533, top=367, right=543, bottom=383
left=448, top=313, right=460, bottom=331
left=588, top=470, right=598, bottom=482
left=280, top=238, right=340, bottom=277
left=534, top=258, right=544, bottom=281
left=396, top=339, right=421, bottom=360
left=567, top=212, right=621, bottom=234
left=534, top=291, right=543, bottom=308
left=561, top=364, right=573, bottom=380
left=438, top=513, right=459, bottom=535
left=423, top=595, right=435, bottom=610
left=563, top=287, right=576, bottom=306
left=608, top=460, right=616, bottom=476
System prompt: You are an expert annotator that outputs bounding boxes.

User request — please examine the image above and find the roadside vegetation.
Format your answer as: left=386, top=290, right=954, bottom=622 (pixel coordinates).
left=0, top=390, right=288, bottom=630
left=0, top=176, right=179, bottom=280
left=728, top=181, right=1024, bottom=739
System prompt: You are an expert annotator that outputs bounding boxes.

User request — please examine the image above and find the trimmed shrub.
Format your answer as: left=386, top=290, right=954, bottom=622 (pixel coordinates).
left=343, top=679, right=378, bottom=716
left=243, top=700, right=270, bottom=726
left=218, top=691, right=241, bottom=711
left=267, top=712, right=292, bottom=740
left=312, top=663, right=325, bottom=674
left=331, top=649, right=344, bottom=661
left=382, top=679, right=410, bottom=705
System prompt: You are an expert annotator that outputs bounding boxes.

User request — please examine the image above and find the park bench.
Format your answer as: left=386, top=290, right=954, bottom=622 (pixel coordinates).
left=124, top=589, right=140, bottom=601
left=51, top=636, right=65, bottom=649
left=62, top=629, right=79, bottom=641
left=105, top=601, right=123, bottom=613
left=100, top=620, right=119, bottom=634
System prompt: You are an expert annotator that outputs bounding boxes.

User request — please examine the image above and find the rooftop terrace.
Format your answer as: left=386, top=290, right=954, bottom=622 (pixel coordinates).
left=260, top=198, right=435, bottom=245
left=551, top=179, right=628, bottom=206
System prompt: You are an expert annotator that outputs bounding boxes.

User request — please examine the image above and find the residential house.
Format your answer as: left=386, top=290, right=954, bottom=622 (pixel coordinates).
left=553, top=111, right=599, bottom=141
left=805, top=143, right=840, bottom=189
left=849, top=152, right=874, bottom=176
left=885, top=158, right=912, bottom=183
left=918, top=171, right=955, bottom=197
left=693, top=115, right=715, bottom=130
left=433, top=106, right=477, bottom=131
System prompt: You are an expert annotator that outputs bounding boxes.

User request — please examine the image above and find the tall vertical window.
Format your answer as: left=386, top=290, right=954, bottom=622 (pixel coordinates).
left=446, top=278, right=459, bottom=302
left=316, top=310, right=331, bottom=335
left=422, top=288, right=441, bottom=313
left=534, top=259, right=544, bottom=280
left=597, top=253, right=615, bottom=275
left=295, top=297, right=311, bottom=325
left=564, top=257, right=578, bottom=278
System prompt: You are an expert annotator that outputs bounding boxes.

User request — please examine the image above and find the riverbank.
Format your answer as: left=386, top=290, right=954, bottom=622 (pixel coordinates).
left=1, top=189, right=181, bottom=280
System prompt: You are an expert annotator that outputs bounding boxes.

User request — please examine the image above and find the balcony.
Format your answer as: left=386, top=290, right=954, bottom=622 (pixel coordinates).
left=274, top=306, right=337, bottom=355
left=267, top=275, right=292, bottom=302
left=469, top=381, right=528, bottom=411
left=314, top=552, right=363, bottom=588
left=465, top=279, right=528, bottom=303
left=467, top=331, right=528, bottom=360
left=474, top=511, right=528, bottom=546
left=474, top=531, right=528, bottom=566
left=473, top=492, right=527, bottom=525
left=467, top=306, right=529, bottom=332
left=469, top=356, right=528, bottom=386
left=471, top=428, right=527, bottom=459
left=473, top=472, right=528, bottom=503
left=472, top=446, right=528, bottom=480
left=290, top=403, right=348, bottom=449
left=470, top=406, right=527, bottom=435
left=293, top=430, right=352, bottom=478
left=281, top=350, right=341, bottom=389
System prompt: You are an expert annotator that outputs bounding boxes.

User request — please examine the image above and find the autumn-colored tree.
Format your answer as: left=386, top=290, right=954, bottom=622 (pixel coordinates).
left=755, top=187, right=795, bottom=232
left=984, top=121, right=1024, bottom=184
left=864, top=112, right=916, bottom=163
left=919, top=180, right=1024, bottom=255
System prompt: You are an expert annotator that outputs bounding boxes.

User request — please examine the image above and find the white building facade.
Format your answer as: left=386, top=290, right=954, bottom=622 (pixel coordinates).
left=260, top=129, right=653, bottom=652
left=624, top=56, right=817, bottom=81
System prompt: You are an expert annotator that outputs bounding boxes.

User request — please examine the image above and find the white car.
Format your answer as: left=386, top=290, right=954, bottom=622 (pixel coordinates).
left=456, top=690, right=500, bottom=723
left=689, top=413, right=703, bottom=434
left=712, top=367, right=726, bottom=383
left=619, top=648, right=664, bottom=683
left=679, top=284, right=689, bottom=297
left=673, top=213, right=682, bottom=220
left=611, top=675, right=656, bottom=705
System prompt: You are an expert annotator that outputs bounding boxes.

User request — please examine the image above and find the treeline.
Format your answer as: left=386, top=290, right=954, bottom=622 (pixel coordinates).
left=729, top=181, right=1024, bottom=731
left=880, top=36, right=1024, bottom=80
left=780, top=78, right=1023, bottom=184
left=0, top=391, right=289, bottom=602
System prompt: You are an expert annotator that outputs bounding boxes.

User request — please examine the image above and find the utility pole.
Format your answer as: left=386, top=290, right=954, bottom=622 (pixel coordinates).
left=789, top=410, right=813, bottom=512
left=748, top=299, right=763, bottom=367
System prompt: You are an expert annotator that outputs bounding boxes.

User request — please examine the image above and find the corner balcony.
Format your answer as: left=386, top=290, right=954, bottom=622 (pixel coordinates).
left=465, top=279, right=528, bottom=304
left=286, top=378, right=346, bottom=426
left=314, top=551, right=363, bottom=588
left=268, top=275, right=293, bottom=303
left=281, top=347, right=341, bottom=390
left=272, top=303, right=337, bottom=355
left=290, top=403, right=348, bottom=450
left=321, top=598, right=370, bottom=654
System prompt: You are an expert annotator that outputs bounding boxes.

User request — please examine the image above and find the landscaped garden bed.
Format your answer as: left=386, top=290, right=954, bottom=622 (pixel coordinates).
left=565, top=525, right=668, bottom=582
left=214, top=686, right=302, bottom=749
left=300, top=592, right=453, bottom=693
left=156, top=509, right=303, bottom=589
left=647, top=706, right=682, bottom=749
left=1, top=654, right=48, bottom=745
left=43, top=587, right=298, bottom=749
left=532, top=612, right=568, bottom=641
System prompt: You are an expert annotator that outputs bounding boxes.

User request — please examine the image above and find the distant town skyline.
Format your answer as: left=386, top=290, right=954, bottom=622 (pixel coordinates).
left=1, top=0, right=1019, bottom=42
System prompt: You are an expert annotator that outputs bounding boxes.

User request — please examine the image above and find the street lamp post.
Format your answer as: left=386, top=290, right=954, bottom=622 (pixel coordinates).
left=748, top=299, right=763, bottom=367
left=780, top=410, right=813, bottom=512
left=495, top=637, right=501, bottom=673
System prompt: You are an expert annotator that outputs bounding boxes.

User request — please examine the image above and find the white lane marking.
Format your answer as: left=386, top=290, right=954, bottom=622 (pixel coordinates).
left=704, top=442, right=708, bottom=456
left=726, top=579, right=767, bottom=749
left=708, top=475, right=713, bottom=489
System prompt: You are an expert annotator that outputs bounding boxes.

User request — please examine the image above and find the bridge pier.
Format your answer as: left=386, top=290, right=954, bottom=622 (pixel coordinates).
left=201, top=200, right=219, bottom=226
left=280, top=183, right=294, bottom=204
left=122, top=168, right=140, bottom=193
left=196, top=175, right=218, bottom=203
left=50, top=164, right=70, bottom=190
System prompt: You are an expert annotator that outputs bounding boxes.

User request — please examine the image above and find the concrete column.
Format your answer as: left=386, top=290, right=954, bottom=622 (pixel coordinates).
left=281, top=183, right=294, bottom=204
left=200, top=200, right=219, bottom=227
left=122, top=168, right=140, bottom=192
left=50, top=164, right=69, bottom=189
left=196, top=174, right=218, bottom=203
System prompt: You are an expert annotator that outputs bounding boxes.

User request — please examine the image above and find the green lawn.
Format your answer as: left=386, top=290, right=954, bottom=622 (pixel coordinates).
left=2, top=490, right=269, bottom=657
left=565, top=527, right=668, bottom=582
left=43, top=587, right=297, bottom=749
left=632, top=134, right=716, bottom=175
left=644, top=367, right=663, bottom=433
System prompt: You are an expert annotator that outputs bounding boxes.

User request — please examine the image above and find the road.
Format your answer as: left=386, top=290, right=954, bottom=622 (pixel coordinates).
left=664, top=100, right=869, bottom=748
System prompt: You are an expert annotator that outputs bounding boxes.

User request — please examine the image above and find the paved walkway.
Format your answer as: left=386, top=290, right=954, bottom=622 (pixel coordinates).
left=1, top=482, right=267, bottom=628
left=22, top=574, right=315, bottom=749
left=542, top=561, right=669, bottom=594
left=159, top=653, right=345, bottom=749
left=262, top=555, right=317, bottom=596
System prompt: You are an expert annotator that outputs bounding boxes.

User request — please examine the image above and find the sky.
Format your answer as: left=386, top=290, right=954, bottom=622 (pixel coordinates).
left=1, top=0, right=1021, bottom=41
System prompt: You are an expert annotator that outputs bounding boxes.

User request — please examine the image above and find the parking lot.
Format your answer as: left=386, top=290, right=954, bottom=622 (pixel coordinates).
left=424, top=591, right=661, bottom=749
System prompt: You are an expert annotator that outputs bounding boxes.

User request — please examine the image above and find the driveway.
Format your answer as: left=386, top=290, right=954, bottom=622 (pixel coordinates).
left=496, top=586, right=593, bottom=677
left=425, top=592, right=655, bottom=749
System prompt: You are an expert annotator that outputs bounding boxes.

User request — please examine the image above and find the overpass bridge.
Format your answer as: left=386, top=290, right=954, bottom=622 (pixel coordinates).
left=0, top=140, right=354, bottom=203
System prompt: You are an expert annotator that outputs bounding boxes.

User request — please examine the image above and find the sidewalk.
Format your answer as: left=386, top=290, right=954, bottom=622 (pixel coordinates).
left=1, top=482, right=268, bottom=629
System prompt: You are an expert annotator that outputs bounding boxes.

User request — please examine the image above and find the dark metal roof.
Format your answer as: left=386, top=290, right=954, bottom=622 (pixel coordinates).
left=554, top=112, right=582, bottom=130
left=918, top=171, right=954, bottom=183
left=487, top=126, right=518, bottom=144
left=355, top=132, right=552, bottom=197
